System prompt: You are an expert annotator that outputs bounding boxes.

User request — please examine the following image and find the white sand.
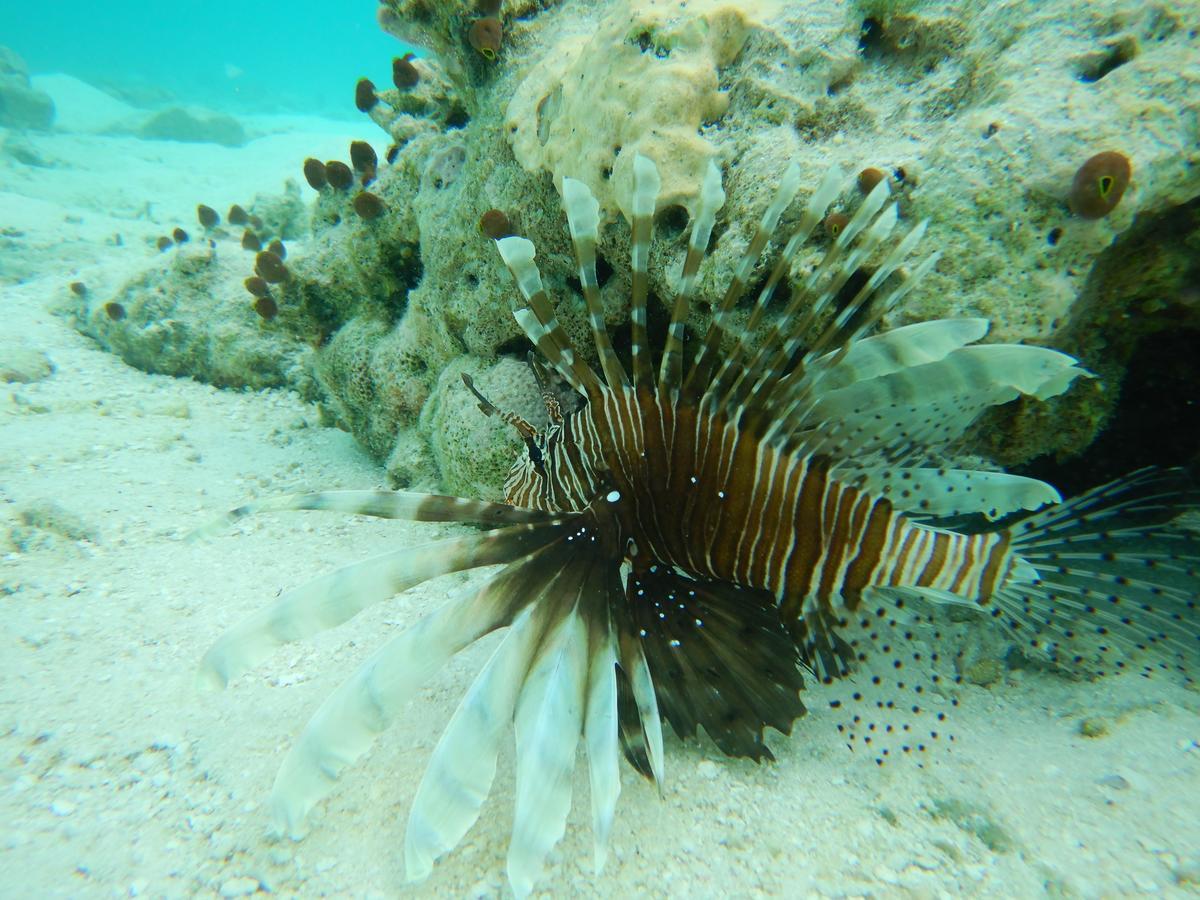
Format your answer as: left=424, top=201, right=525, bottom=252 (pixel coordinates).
left=2, top=90, right=1199, bottom=898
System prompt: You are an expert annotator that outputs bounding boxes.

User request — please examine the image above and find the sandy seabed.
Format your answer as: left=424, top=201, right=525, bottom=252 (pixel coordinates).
left=2, top=100, right=1199, bottom=899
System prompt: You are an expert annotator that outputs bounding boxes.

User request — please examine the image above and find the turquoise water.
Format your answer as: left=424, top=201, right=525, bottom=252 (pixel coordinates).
left=6, top=0, right=404, bottom=116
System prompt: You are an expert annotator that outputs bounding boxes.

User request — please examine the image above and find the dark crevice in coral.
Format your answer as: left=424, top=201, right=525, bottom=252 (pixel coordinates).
left=706, top=222, right=727, bottom=255
left=496, top=335, right=534, bottom=358
left=1014, top=328, right=1200, bottom=495
left=858, top=18, right=885, bottom=58
left=633, top=31, right=670, bottom=58
left=826, top=73, right=853, bottom=96
left=656, top=204, right=689, bottom=239
left=609, top=291, right=670, bottom=372
left=387, top=289, right=409, bottom=318
left=741, top=271, right=772, bottom=311
left=294, top=282, right=343, bottom=343
left=1076, top=38, right=1137, bottom=83
left=595, top=254, right=614, bottom=287
left=973, top=196, right=1200, bottom=481
left=1007, top=196, right=1200, bottom=494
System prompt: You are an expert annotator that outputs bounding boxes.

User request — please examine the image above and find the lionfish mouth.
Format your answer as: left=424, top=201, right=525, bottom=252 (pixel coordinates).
left=194, top=156, right=1200, bottom=896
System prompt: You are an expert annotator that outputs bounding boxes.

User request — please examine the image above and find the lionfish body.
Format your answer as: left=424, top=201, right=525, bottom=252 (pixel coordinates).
left=198, top=156, right=1199, bottom=896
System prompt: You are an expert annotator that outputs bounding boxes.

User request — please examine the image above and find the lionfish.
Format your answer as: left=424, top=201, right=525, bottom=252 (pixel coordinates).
left=197, top=156, right=1199, bottom=896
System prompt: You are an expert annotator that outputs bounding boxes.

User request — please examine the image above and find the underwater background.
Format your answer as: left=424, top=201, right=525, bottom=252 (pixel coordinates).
left=2, top=0, right=1200, bottom=896
left=6, top=0, right=404, bottom=116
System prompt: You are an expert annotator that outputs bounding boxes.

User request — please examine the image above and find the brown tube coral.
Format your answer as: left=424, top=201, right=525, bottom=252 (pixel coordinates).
left=255, top=251, right=289, bottom=284
left=303, top=158, right=328, bottom=191
left=197, top=204, right=219, bottom=229
left=326, top=161, right=355, bottom=191
left=355, top=78, right=378, bottom=112
left=353, top=192, right=386, bottom=220
left=823, top=212, right=849, bottom=238
left=253, top=296, right=278, bottom=321
left=468, top=18, right=503, bottom=60
left=350, top=140, right=378, bottom=185
left=857, top=167, right=886, bottom=195
left=1068, top=151, right=1131, bottom=219
left=393, top=53, right=419, bottom=90
left=478, top=208, right=514, bottom=239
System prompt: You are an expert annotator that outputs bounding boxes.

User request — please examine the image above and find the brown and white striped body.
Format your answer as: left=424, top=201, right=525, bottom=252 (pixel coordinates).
left=504, top=385, right=1017, bottom=623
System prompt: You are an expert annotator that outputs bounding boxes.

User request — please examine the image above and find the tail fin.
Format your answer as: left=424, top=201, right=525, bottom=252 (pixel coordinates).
left=994, top=467, right=1200, bottom=681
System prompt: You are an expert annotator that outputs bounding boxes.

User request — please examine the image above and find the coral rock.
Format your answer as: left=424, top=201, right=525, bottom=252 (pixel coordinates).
left=506, top=0, right=759, bottom=221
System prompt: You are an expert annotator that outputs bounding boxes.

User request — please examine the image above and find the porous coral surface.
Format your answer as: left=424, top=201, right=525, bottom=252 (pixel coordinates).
left=80, top=0, right=1200, bottom=495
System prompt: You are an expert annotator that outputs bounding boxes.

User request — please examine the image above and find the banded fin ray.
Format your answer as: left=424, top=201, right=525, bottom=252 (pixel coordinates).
left=682, top=161, right=803, bottom=401
left=404, top=548, right=575, bottom=882
left=582, top=597, right=621, bottom=874
left=562, top=176, right=628, bottom=389
left=706, top=165, right=844, bottom=412
left=508, top=576, right=592, bottom=897
left=497, top=235, right=601, bottom=396
left=269, top=536, right=574, bottom=840
left=659, top=159, right=725, bottom=392
left=614, top=597, right=666, bottom=788
left=843, top=467, right=1061, bottom=520
left=713, top=172, right=892, bottom=414
left=198, top=520, right=567, bottom=689
left=627, top=153, right=661, bottom=389
left=778, top=344, right=1088, bottom=460
left=995, top=467, right=1200, bottom=679
left=810, top=587, right=962, bottom=766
